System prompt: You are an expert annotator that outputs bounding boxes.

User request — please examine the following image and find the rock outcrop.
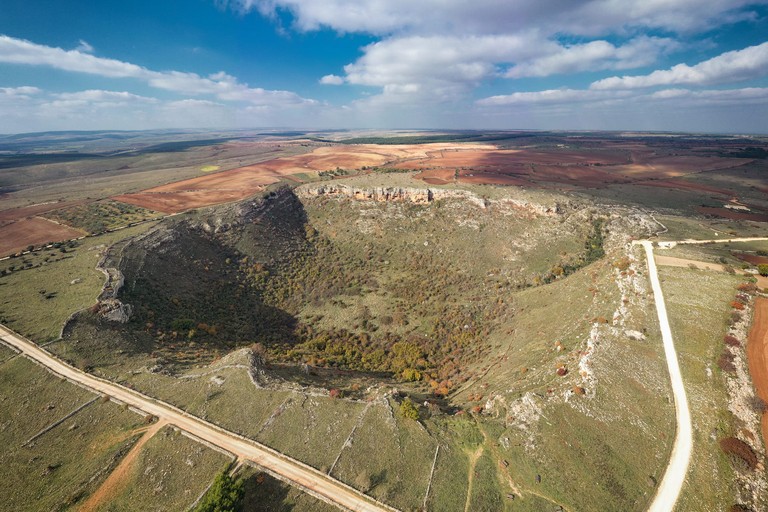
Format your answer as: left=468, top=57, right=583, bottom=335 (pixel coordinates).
left=297, top=183, right=560, bottom=215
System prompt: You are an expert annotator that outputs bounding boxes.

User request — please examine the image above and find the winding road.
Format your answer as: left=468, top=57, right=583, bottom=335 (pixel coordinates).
left=0, top=324, right=396, bottom=512
left=640, top=236, right=768, bottom=511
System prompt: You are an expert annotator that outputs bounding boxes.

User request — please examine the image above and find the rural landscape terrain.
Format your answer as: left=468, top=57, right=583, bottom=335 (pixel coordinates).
left=1, top=128, right=767, bottom=512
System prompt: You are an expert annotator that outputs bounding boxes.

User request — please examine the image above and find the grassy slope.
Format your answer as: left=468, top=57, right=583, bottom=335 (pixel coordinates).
left=0, top=223, right=156, bottom=343
left=239, top=465, right=340, bottom=512
left=658, top=266, right=742, bottom=511
left=93, top=426, right=232, bottom=512
left=0, top=357, right=145, bottom=511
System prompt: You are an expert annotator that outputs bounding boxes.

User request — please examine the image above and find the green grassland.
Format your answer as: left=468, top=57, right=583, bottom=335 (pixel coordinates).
left=0, top=222, right=156, bottom=343
left=657, top=266, right=742, bottom=511
left=659, top=239, right=768, bottom=268
left=330, top=400, right=438, bottom=510
left=0, top=356, right=145, bottom=511
left=654, top=214, right=768, bottom=243
left=93, top=426, right=233, bottom=512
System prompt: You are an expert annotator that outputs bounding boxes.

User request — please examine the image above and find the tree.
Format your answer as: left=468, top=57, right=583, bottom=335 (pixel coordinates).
left=194, top=472, right=244, bottom=512
left=758, top=264, right=768, bottom=277
left=399, top=397, right=420, bottom=421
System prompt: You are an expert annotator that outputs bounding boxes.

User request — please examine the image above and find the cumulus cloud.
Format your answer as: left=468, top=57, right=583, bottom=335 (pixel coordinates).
left=224, top=0, right=766, bottom=110
left=591, top=41, right=768, bottom=89
left=505, top=36, right=679, bottom=78
left=0, top=85, right=41, bottom=96
left=320, top=74, right=344, bottom=85
left=224, top=0, right=766, bottom=36
left=0, top=34, right=315, bottom=107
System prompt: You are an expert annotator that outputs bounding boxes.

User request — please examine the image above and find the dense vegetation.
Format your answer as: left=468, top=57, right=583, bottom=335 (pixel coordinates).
left=194, top=472, right=244, bottom=512
left=91, top=188, right=604, bottom=394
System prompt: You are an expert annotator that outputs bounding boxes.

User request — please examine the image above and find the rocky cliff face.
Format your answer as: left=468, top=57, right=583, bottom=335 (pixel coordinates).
left=297, top=183, right=560, bottom=216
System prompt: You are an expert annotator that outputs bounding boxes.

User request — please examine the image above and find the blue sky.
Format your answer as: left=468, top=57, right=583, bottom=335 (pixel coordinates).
left=1, top=0, right=767, bottom=133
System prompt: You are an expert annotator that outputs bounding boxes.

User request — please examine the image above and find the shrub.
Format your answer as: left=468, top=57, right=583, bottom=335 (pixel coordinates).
left=758, top=264, right=768, bottom=277
left=719, top=437, right=758, bottom=471
left=399, top=397, right=420, bottom=420
left=194, top=472, right=243, bottom=512
left=724, top=335, right=741, bottom=347
left=730, top=301, right=745, bottom=310
left=737, top=283, right=757, bottom=293
left=717, top=351, right=736, bottom=373
left=730, top=505, right=754, bottom=512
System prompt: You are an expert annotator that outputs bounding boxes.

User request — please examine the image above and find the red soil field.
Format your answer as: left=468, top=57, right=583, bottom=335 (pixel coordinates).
left=0, top=217, right=84, bottom=256
left=747, top=297, right=768, bottom=447
left=696, top=206, right=768, bottom=222
left=397, top=147, right=748, bottom=193
left=113, top=143, right=493, bottom=213
left=734, top=253, right=768, bottom=265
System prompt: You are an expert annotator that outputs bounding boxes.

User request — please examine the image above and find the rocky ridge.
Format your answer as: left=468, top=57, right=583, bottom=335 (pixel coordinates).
left=297, top=183, right=561, bottom=216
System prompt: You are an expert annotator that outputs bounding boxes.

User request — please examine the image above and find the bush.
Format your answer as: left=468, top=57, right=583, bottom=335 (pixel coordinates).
left=717, top=351, right=736, bottom=373
left=719, top=437, right=758, bottom=471
left=758, top=264, right=768, bottom=277
left=724, top=335, right=741, bottom=347
left=399, top=397, right=420, bottom=421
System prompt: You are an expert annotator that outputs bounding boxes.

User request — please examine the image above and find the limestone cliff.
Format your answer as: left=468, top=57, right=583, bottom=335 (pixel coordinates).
left=297, top=183, right=560, bottom=215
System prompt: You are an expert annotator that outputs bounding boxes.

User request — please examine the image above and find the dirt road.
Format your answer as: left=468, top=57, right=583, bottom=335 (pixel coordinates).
left=747, top=297, right=768, bottom=446
left=638, top=241, right=693, bottom=512
left=0, top=324, right=396, bottom=512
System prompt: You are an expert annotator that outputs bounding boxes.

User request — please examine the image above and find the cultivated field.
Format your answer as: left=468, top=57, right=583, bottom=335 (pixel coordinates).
left=748, top=298, right=768, bottom=445
left=0, top=217, right=84, bottom=257
left=113, top=142, right=494, bottom=213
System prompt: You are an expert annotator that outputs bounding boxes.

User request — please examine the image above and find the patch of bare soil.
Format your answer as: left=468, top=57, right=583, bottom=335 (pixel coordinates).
left=748, top=298, right=768, bottom=446
left=78, top=420, right=167, bottom=512
left=0, top=217, right=85, bottom=256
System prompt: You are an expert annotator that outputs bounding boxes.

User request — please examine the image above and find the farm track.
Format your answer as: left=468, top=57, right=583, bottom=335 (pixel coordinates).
left=641, top=236, right=768, bottom=511
left=639, top=240, right=693, bottom=512
left=0, top=324, right=397, bottom=512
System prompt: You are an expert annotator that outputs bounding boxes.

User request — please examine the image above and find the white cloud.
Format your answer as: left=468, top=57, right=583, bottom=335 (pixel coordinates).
left=477, top=88, right=633, bottom=106
left=0, top=35, right=316, bottom=107
left=0, top=85, right=41, bottom=96
left=505, top=36, right=679, bottom=78
left=224, top=0, right=767, bottom=36
left=320, top=74, right=344, bottom=85
left=55, top=90, right=157, bottom=103
left=591, top=41, right=768, bottom=89
left=75, top=39, right=94, bottom=53
left=650, top=87, right=768, bottom=105
left=224, top=0, right=767, bottom=110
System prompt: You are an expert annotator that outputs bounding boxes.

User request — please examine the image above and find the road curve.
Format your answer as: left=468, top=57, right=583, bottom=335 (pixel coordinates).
left=639, top=241, right=693, bottom=512
left=0, top=324, right=397, bottom=512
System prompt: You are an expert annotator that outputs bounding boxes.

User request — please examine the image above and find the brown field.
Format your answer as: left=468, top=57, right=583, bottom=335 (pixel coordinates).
left=735, top=253, right=768, bottom=265
left=0, top=217, right=84, bottom=256
left=393, top=147, right=748, bottom=193
left=113, top=143, right=494, bottom=213
left=747, top=297, right=768, bottom=446
left=696, top=206, right=768, bottom=223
